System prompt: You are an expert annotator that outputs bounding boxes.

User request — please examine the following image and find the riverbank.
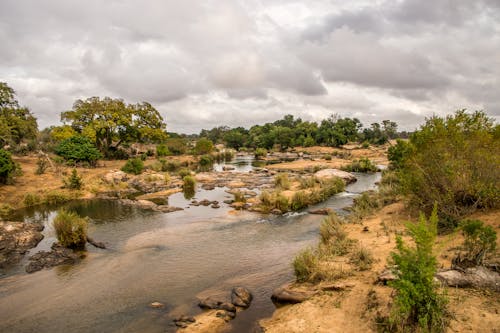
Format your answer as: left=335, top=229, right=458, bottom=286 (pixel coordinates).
left=259, top=204, right=500, bottom=333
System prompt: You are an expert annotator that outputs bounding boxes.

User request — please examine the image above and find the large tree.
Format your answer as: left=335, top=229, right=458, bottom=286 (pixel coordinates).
left=0, top=82, right=38, bottom=147
left=61, top=97, right=167, bottom=155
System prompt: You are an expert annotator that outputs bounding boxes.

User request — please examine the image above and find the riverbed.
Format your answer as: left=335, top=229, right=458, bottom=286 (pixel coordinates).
left=0, top=161, right=380, bottom=333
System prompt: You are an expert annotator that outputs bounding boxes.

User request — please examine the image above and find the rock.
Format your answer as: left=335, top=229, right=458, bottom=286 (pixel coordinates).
left=308, top=208, right=333, bottom=215
left=155, top=205, right=184, bottom=213
left=222, top=166, right=235, bottom=171
left=173, top=314, right=196, bottom=328
left=216, top=310, right=236, bottom=322
left=231, top=287, right=253, bottom=308
left=86, top=237, right=106, bottom=249
left=223, top=199, right=234, bottom=204
left=198, top=297, right=223, bottom=309
left=320, top=282, right=355, bottom=291
left=362, top=226, right=369, bottom=232
left=199, top=199, right=212, bottom=206
left=270, top=208, right=282, bottom=215
left=230, top=202, right=245, bottom=210
left=377, top=268, right=398, bottom=284
left=219, top=302, right=236, bottom=312
left=25, top=243, right=83, bottom=273
left=435, top=267, right=500, bottom=291
left=202, top=184, right=216, bottom=190
left=150, top=302, right=164, bottom=308
left=271, top=286, right=315, bottom=304
left=0, top=221, right=44, bottom=269
left=102, top=170, right=128, bottom=184
left=211, top=204, right=220, bottom=209
left=314, top=169, right=357, bottom=184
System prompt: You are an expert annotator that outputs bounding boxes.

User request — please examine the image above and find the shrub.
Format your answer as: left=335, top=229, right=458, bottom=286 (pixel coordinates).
left=389, top=207, right=448, bottom=332
left=388, top=139, right=413, bottom=170
left=199, top=155, right=213, bottom=166
left=35, top=156, right=49, bottom=175
left=275, top=193, right=290, bottom=212
left=55, top=136, right=102, bottom=166
left=274, top=173, right=291, bottom=190
left=53, top=210, right=88, bottom=249
left=177, top=168, right=191, bottom=178
left=293, top=248, right=320, bottom=283
left=291, top=191, right=308, bottom=211
left=121, top=158, right=144, bottom=175
left=457, top=219, right=497, bottom=266
left=319, top=214, right=353, bottom=256
left=156, top=144, right=170, bottom=157
left=341, top=158, right=378, bottom=173
left=64, top=169, right=83, bottom=190
left=0, top=149, right=16, bottom=184
left=0, top=203, right=14, bottom=219
left=350, top=247, right=374, bottom=271
left=233, top=191, right=246, bottom=203
left=255, top=148, right=267, bottom=158
left=166, top=138, right=188, bottom=155
left=324, top=154, right=332, bottom=161
left=23, top=193, right=41, bottom=207
left=397, top=110, right=500, bottom=224
left=319, top=177, right=345, bottom=198
left=194, top=138, right=214, bottom=155
left=182, top=175, right=196, bottom=191
left=299, top=176, right=316, bottom=189
left=160, top=159, right=180, bottom=172
left=349, top=191, right=381, bottom=223
left=361, top=141, right=370, bottom=148
left=42, top=190, right=73, bottom=205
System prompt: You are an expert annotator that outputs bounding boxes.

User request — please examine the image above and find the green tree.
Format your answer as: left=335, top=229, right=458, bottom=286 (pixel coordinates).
left=194, top=138, right=214, bottom=155
left=223, top=128, right=247, bottom=150
left=0, top=82, right=38, bottom=147
left=0, top=149, right=17, bottom=184
left=61, top=97, right=167, bottom=156
left=55, top=136, right=102, bottom=166
left=390, top=206, right=447, bottom=332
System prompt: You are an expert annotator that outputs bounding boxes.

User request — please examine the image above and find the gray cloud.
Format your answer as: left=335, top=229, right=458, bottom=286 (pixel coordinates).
left=0, top=0, right=498, bottom=133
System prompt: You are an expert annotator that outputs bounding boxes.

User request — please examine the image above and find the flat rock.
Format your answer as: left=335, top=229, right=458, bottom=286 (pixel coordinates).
left=26, top=243, right=83, bottom=273
left=150, top=302, right=164, bottom=308
left=377, top=268, right=398, bottom=284
left=435, top=267, right=500, bottom=291
left=271, top=286, right=316, bottom=304
left=0, top=221, right=44, bottom=269
left=308, top=208, right=333, bottom=215
left=314, top=169, right=357, bottom=184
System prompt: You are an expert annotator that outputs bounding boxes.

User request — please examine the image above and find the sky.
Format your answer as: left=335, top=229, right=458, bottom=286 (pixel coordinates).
left=1, top=0, right=499, bottom=133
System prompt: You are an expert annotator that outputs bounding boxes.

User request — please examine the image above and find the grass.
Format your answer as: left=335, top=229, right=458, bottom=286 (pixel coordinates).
left=350, top=247, right=374, bottom=271
left=293, top=247, right=320, bottom=283
left=233, top=190, right=247, bottom=203
left=274, top=173, right=291, bottom=190
left=53, top=209, right=88, bottom=249
left=341, top=158, right=378, bottom=173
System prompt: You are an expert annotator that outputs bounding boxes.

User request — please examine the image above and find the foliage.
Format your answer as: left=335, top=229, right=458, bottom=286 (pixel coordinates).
left=24, top=193, right=41, bottom=207
left=223, top=128, right=247, bottom=150
left=388, top=139, right=413, bottom=170
left=275, top=193, right=290, bottom=212
left=53, top=210, right=88, bottom=249
left=389, top=207, right=448, bottom=332
left=293, top=248, right=320, bottom=283
left=198, top=155, right=213, bottom=167
left=0, top=82, right=38, bottom=147
left=35, top=156, right=49, bottom=175
left=182, top=175, right=196, bottom=191
left=156, top=144, right=170, bottom=157
left=165, top=138, right=188, bottom=155
left=194, top=138, right=214, bottom=155
left=121, top=158, right=144, bottom=175
left=274, top=173, right=291, bottom=190
left=458, top=219, right=497, bottom=266
left=319, top=214, right=353, bottom=256
left=341, top=158, right=378, bottom=173
left=350, top=247, right=374, bottom=271
left=396, top=110, right=500, bottom=224
left=0, top=148, right=17, bottom=184
left=233, top=191, right=247, bottom=203
left=64, top=169, right=83, bottom=190
left=290, top=191, right=308, bottom=211
left=254, top=148, right=267, bottom=158
left=61, top=97, right=167, bottom=156
left=55, top=135, right=102, bottom=166
left=177, top=168, right=191, bottom=178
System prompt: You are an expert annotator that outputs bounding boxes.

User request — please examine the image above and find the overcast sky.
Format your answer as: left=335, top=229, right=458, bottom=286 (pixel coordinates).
left=1, top=0, right=499, bottom=133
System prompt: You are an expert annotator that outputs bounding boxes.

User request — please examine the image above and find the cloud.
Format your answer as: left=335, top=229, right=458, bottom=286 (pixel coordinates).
left=0, top=0, right=498, bottom=132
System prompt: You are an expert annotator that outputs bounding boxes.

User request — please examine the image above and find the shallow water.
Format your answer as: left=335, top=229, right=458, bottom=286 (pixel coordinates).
left=0, top=172, right=380, bottom=333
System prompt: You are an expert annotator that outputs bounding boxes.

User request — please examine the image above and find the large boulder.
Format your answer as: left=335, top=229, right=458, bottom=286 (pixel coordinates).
left=435, top=267, right=500, bottom=291
left=271, top=286, right=315, bottom=304
left=314, top=169, right=357, bottom=184
left=102, top=170, right=128, bottom=184
left=0, top=221, right=44, bottom=269
left=231, top=287, right=253, bottom=308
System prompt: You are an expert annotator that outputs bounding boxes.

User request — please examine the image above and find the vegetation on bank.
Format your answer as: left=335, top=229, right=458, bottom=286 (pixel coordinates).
left=53, top=209, right=88, bottom=249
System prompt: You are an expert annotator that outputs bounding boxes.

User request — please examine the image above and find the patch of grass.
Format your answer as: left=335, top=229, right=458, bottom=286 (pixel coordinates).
left=291, top=190, right=308, bottom=211
left=233, top=190, right=246, bottom=203
left=43, top=190, right=76, bottom=205
left=24, top=193, right=41, bottom=207
left=275, top=192, right=290, bottom=212
left=299, top=176, right=316, bottom=189
left=121, top=158, right=144, bottom=175
left=254, top=148, right=267, bottom=159
left=350, top=247, right=374, bottom=271
left=341, top=158, right=378, bottom=173
left=0, top=203, right=14, bottom=219
left=319, top=214, right=354, bottom=256
left=293, top=247, right=320, bottom=283
left=53, top=209, right=88, bottom=249
left=274, top=173, right=291, bottom=190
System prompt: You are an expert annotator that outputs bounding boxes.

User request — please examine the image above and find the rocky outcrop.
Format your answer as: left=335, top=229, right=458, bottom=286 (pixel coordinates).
left=377, top=268, right=398, bottom=285
left=435, top=267, right=500, bottom=291
left=271, top=286, right=316, bottom=304
left=308, top=208, right=333, bottom=215
left=173, top=315, right=196, bottom=328
left=25, top=243, right=84, bottom=273
left=314, top=169, right=357, bottom=184
left=117, top=199, right=183, bottom=213
left=0, top=221, right=44, bottom=269
left=231, top=286, right=253, bottom=308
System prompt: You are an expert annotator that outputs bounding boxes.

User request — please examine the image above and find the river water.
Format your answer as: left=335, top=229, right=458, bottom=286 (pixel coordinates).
left=0, top=159, right=380, bottom=333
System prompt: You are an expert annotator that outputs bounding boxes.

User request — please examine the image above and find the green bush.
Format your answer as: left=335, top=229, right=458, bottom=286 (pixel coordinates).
left=199, top=155, right=213, bottom=166
left=341, top=158, right=378, bottom=172
left=177, top=168, right=191, bottom=178
left=166, top=138, right=188, bottom=155
left=182, top=175, right=196, bottom=191
left=156, top=144, right=170, bottom=157
left=291, top=191, right=308, bottom=211
left=389, top=207, right=448, bottom=332
left=194, top=138, right=214, bottom=155
left=324, top=154, right=332, bottom=161
left=64, top=169, right=83, bottom=190
left=275, top=193, right=290, bottom=212
left=23, top=193, right=41, bottom=207
left=55, top=136, right=102, bottom=166
left=0, top=149, right=17, bottom=184
left=53, top=210, right=88, bottom=249
left=396, top=110, right=500, bottom=224
left=121, top=158, right=144, bottom=175
left=319, top=214, right=353, bottom=256
left=35, top=156, right=48, bottom=175
left=388, top=139, right=413, bottom=170
left=274, top=173, right=291, bottom=190
left=458, top=219, right=497, bottom=266
left=254, top=148, right=267, bottom=158
left=293, top=248, right=320, bottom=283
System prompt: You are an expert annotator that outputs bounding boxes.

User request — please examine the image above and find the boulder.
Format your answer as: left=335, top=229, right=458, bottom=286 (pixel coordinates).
left=173, top=315, right=196, bottom=328
left=271, top=286, right=315, bottom=304
left=102, top=170, right=128, bottom=184
left=0, top=221, right=44, bottom=268
left=377, top=268, right=398, bottom=284
left=314, top=169, right=357, bottom=184
left=198, top=297, right=223, bottom=310
left=222, top=166, right=235, bottom=171
left=231, top=287, right=253, bottom=308
left=150, top=302, right=164, bottom=308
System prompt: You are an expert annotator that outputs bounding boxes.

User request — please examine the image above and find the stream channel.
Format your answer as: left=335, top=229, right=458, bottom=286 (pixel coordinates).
left=0, top=156, right=380, bottom=333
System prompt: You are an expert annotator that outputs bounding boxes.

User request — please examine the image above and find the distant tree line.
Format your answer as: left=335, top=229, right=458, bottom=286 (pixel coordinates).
left=198, top=114, right=404, bottom=150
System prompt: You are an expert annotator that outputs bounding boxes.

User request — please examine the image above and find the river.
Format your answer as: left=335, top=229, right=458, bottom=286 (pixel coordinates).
left=0, top=159, right=380, bottom=333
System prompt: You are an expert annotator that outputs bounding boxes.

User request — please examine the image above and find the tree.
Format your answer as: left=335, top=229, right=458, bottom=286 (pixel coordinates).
left=223, top=128, right=247, bottom=150
left=0, top=82, right=38, bottom=147
left=61, top=97, right=167, bottom=156
left=0, top=149, right=17, bottom=184
left=55, top=136, right=102, bottom=166
left=194, top=138, right=214, bottom=155
left=317, top=115, right=361, bottom=147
